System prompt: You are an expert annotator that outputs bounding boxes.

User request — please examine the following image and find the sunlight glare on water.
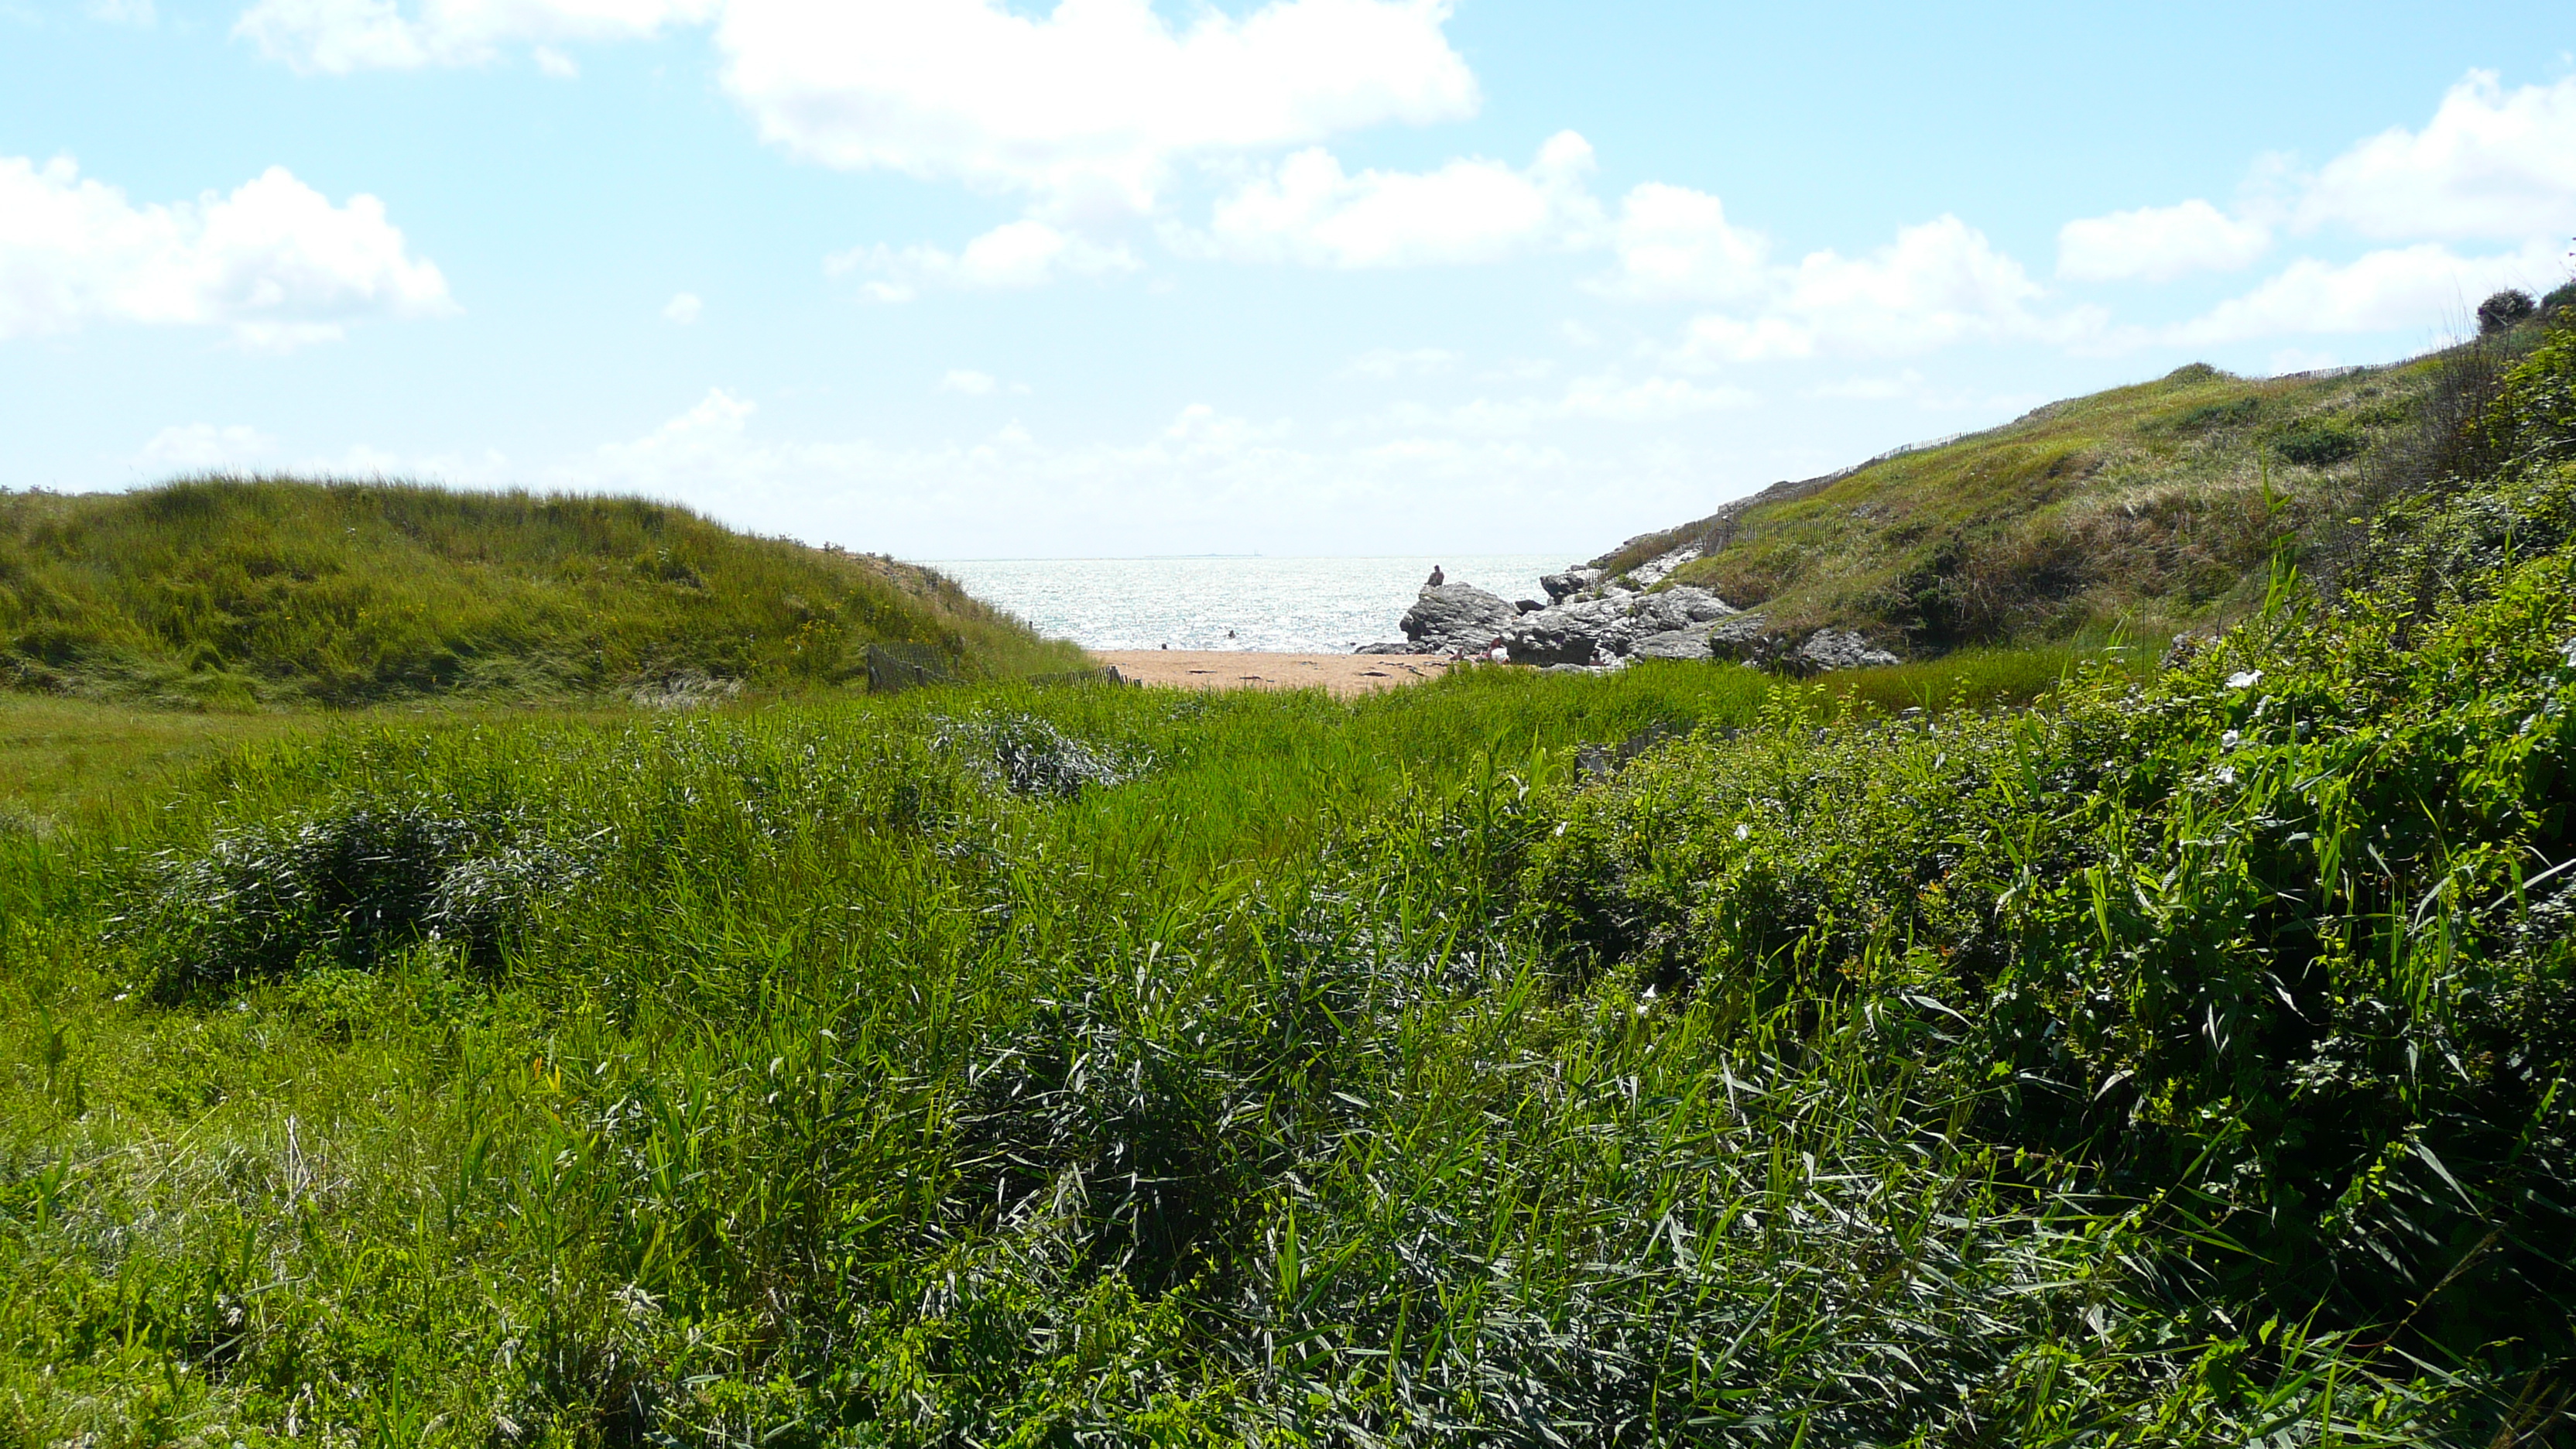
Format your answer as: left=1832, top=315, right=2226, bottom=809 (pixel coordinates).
left=921, top=555, right=1571, bottom=653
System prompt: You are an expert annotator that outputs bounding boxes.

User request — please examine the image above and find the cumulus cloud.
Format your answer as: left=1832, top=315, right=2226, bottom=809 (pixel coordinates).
left=237, top=0, right=716, bottom=73
left=1194, top=131, right=1597, bottom=267
left=721, top=0, right=1477, bottom=218
left=662, top=290, right=701, bottom=323
left=1659, top=216, right=2085, bottom=365
left=2299, top=71, right=2576, bottom=242
left=242, top=0, right=1480, bottom=218
left=1587, top=181, right=1769, bottom=303
left=2057, top=198, right=2272, bottom=282
left=2164, top=238, right=2562, bottom=345
left=827, top=220, right=1140, bottom=302
left=0, top=156, right=453, bottom=348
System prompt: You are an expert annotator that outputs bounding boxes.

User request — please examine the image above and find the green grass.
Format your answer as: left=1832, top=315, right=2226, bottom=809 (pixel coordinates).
left=1598, top=321, right=2562, bottom=653
left=0, top=478, right=1084, bottom=707
left=0, top=324, right=2567, bottom=1445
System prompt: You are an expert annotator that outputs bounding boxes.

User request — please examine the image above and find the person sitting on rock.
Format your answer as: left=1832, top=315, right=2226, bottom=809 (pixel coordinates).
left=1426, top=564, right=1446, bottom=587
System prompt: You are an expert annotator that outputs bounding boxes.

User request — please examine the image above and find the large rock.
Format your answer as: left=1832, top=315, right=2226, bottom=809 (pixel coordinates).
left=1629, top=627, right=1717, bottom=660
left=1540, top=567, right=1605, bottom=602
left=1502, top=584, right=1738, bottom=665
left=1400, top=584, right=1521, bottom=653
left=1791, top=629, right=1899, bottom=672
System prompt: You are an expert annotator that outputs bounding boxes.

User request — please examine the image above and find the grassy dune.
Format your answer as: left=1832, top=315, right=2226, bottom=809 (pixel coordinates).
left=0, top=478, right=1084, bottom=708
left=1598, top=314, right=2567, bottom=651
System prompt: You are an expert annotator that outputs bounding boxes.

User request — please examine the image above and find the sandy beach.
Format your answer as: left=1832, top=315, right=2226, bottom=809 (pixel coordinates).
left=1093, top=649, right=1459, bottom=697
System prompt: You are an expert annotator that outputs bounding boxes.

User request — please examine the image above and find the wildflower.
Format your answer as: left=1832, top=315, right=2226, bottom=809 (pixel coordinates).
left=2226, top=670, right=2263, bottom=690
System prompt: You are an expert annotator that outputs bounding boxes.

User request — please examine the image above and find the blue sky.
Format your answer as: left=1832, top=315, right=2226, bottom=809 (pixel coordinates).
left=4, top=0, right=2572, bottom=560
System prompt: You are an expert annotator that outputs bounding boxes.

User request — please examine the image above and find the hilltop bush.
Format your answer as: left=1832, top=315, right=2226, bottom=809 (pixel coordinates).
left=2479, top=288, right=2538, bottom=334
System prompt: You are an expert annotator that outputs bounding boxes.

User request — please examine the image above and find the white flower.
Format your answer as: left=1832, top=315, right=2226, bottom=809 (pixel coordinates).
left=2225, top=670, right=2263, bottom=690
left=2221, top=730, right=2242, bottom=749
left=1734, top=823, right=1751, bottom=841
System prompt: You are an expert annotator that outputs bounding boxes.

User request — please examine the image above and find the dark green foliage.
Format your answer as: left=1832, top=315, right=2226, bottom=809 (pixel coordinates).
left=2273, top=414, right=2368, bottom=466
left=2176, top=396, right=2261, bottom=431
left=2480, top=289, right=2539, bottom=334
left=124, top=797, right=590, bottom=997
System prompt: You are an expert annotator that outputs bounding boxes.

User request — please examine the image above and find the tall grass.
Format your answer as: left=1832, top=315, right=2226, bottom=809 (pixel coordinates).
left=0, top=478, right=1084, bottom=707
left=0, top=604, right=2561, bottom=1444
left=1, top=322, right=2570, bottom=1445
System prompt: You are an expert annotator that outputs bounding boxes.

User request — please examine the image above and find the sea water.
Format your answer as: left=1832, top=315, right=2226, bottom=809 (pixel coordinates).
left=922, top=555, right=1572, bottom=653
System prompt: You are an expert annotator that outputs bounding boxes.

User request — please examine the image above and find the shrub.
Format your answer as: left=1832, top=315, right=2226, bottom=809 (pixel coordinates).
left=2273, top=414, right=2366, bottom=466
left=124, top=799, right=589, bottom=997
left=2478, top=288, right=2537, bottom=334
left=932, top=712, right=1146, bottom=799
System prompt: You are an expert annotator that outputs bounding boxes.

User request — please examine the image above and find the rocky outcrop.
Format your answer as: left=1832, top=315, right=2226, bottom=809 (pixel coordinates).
left=1541, top=567, right=1605, bottom=602
left=1399, top=583, right=1520, bottom=654
left=1500, top=584, right=1736, bottom=665
left=1705, top=622, right=1899, bottom=673
left=1791, top=629, right=1900, bottom=672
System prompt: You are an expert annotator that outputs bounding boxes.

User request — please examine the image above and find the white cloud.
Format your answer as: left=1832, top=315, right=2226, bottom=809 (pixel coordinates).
left=2057, top=198, right=2271, bottom=282
left=2164, top=238, right=2561, bottom=344
left=718, top=0, right=1478, bottom=218
left=662, top=290, right=701, bottom=323
left=85, top=0, right=156, bottom=26
left=1587, top=181, right=1769, bottom=302
left=533, top=43, right=577, bottom=76
left=236, top=0, right=716, bottom=73
left=1338, top=346, right=1457, bottom=379
left=0, top=156, right=454, bottom=348
left=1661, top=215, right=2081, bottom=365
left=2299, top=71, right=2576, bottom=242
left=136, top=423, right=279, bottom=471
left=827, top=220, right=1140, bottom=301
left=248, top=0, right=1482, bottom=220
left=1195, top=131, right=1597, bottom=267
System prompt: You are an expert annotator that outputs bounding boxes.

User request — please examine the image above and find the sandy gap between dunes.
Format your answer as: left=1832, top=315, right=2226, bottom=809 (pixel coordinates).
left=1089, top=650, right=1466, bottom=697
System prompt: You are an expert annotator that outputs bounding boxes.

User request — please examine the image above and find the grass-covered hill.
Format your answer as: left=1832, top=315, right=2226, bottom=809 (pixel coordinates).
left=1592, top=300, right=2571, bottom=653
left=0, top=478, right=1083, bottom=707
left=0, top=318, right=2571, bottom=1443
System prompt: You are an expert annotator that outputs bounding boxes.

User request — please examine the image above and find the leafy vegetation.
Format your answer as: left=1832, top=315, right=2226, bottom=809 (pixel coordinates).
left=1595, top=307, right=2572, bottom=657
left=0, top=319, right=2571, bottom=1443
left=0, top=478, right=1083, bottom=707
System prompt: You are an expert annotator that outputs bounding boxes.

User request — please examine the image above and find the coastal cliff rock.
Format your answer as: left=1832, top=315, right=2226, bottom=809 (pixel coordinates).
left=1541, top=567, right=1606, bottom=603
left=1502, top=584, right=1736, bottom=664
left=1400, top=583, right=1520, bottom=653
left=1790, top=629, right=1900, bottom=672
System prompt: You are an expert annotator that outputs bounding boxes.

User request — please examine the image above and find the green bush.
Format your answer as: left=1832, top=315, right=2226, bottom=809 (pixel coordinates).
left=2273, top=415, right=2367, bottom=466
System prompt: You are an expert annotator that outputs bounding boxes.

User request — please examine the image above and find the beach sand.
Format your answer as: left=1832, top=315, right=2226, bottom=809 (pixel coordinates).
left=1093, top=649, right=1459, bottom=697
